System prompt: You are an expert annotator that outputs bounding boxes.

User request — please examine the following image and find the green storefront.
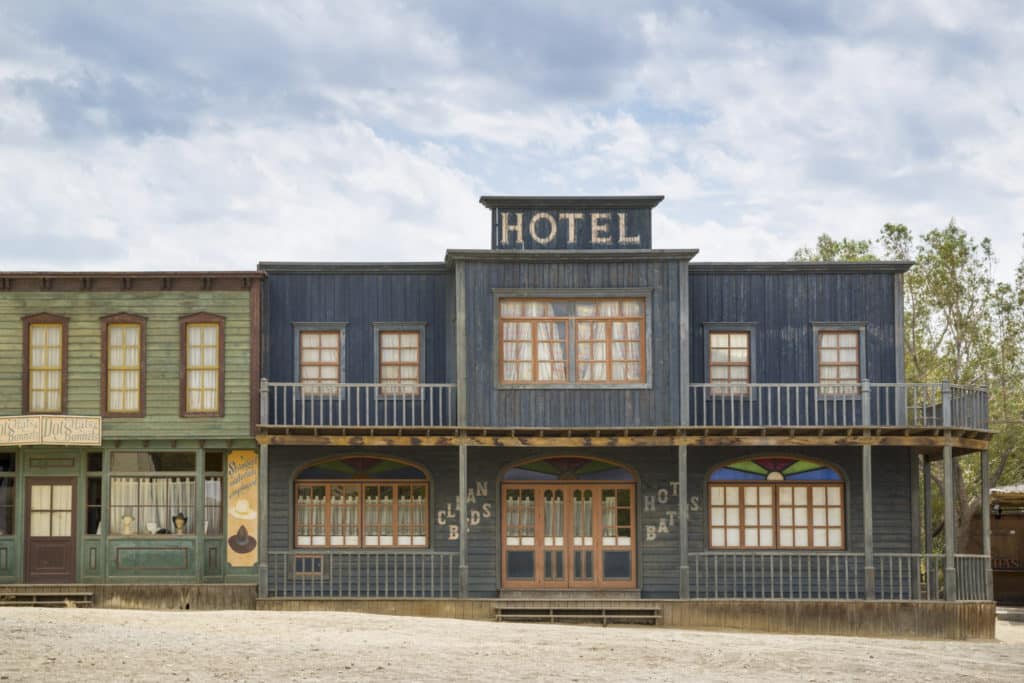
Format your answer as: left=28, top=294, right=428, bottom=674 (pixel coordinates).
left=0, top=271, right=262, bottom=586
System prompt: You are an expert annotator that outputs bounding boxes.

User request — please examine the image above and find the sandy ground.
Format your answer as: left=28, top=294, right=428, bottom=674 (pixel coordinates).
left=0, top=608, right=1022, bottom=682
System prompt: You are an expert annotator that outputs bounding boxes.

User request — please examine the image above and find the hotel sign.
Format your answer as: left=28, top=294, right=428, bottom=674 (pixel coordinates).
left=481, top=196, right=662, bottom=251
left=0, top=415, right=102, bottom=446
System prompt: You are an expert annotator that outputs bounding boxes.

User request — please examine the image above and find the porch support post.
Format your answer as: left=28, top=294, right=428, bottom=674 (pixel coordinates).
left=862, top=444, right=875, bottom=600
left=458, top=443, right=468, bottom=598
left=678, top=444, right=689, bottom=599
left=258, top=443, right=269, bottom=598
left=923, top=455, right=933, bottom=555
left=981, top=450, right=993, bottom=600
left=943, top=442, right=957, bottom=601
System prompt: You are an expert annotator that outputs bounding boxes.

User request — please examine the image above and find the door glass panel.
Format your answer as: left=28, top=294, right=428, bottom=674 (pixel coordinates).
left=504, top=488, right=535, bottom=546
left=506, top=550, right=535, bottom=579
left=603, top=550, right=632, bottom=579
left=29, top=484, right=73, bottom=537
left=543, top=490, right=564, bottom=546
left=544, top=550, right=564, bottom=580
left=572, top=489, right=593, bottom=545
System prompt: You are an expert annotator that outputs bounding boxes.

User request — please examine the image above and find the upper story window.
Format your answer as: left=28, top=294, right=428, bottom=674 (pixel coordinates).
left=708, top=331, right=750, bottom=396
left=180, top=313, right=225, bottom=417
left=300, top=330, right=342, bottom=394
left=708, top=456, right=845, bottom=550
left=102, top=314, right=145, bottom=417
left=818, top=329, right=860, bottom=395
left=377, top=328, right=422, bottom=396
left=23, top=313, right=68, bottom=414
left=499, top=298, right=646, bottom=385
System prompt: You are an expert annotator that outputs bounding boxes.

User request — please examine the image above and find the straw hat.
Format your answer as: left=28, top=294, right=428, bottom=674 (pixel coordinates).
left=230, top=498, right=257, bottom=520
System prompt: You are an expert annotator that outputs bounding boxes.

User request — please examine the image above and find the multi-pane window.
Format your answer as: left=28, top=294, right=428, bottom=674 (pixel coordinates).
left=26, top=319, right=65, bottom=413
left=295, top=482, right=428, bottom=547
left=379, top=331, right=420, bottom=396
left=109, top=452, right=203, bottom=535
left=182, top=314, right=223, bottom=415
left=708, top=457, right=845, bottom=550
left=294, top=457, right=429, bottom=548
left=105, top=321, right=143, bottom=414
left=709, top=332, right=750, bottom=395
left=818, top=330, right=860, bottom=395
left=499, top=298, right=645, bottom=385
left=300, top=331, right=341, bottom=395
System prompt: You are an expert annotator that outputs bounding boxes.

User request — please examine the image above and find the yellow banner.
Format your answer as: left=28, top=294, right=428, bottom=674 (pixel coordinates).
left=226, top=450, right=259, bottom=568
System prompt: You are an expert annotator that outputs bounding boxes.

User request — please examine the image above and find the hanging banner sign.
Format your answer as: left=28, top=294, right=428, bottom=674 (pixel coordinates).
left=0, top=415, right=102, bottom=446
left=226, top=449, right=259, bottom=568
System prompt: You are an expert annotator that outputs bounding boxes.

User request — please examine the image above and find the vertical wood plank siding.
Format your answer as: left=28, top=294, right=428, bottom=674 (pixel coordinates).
left=266, top=445, right=910, bottom=598
left=689, top=270, right=899, bottom=384
left=0, top=290, right=253, bottom=438
left=262, top=270, right=451, bottom=384
left=462, top=259, right=683, bottom=427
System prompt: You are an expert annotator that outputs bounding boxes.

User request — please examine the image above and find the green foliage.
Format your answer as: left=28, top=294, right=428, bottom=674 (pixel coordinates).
left=792, top=234, right=878, bottom=262
left=798, top=222, right=1024, bottom=547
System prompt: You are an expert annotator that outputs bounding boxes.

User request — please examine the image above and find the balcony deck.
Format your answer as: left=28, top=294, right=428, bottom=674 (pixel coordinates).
left=258, top=381, right=991, bottom=452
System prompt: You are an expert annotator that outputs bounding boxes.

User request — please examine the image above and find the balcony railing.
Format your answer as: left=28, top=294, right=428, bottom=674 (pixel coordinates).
left=259, top=380, right=987, bottom=431
left=690, top=552, right=990, bottom=601
left=261, top=381, right=457, bottom=428
left=265, top=550, right=458, bottom=598
left=688, top=382, right=988, bottom=430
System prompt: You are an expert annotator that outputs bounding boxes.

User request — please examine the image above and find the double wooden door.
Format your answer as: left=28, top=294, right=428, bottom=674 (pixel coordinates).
left=24, top=478, right=76, bottom=583
left=502, top=484, right=635, bottom=589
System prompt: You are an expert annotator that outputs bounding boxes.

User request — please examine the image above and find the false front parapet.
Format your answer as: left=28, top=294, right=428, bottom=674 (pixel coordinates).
left=480, top=195, right=664, bottom=251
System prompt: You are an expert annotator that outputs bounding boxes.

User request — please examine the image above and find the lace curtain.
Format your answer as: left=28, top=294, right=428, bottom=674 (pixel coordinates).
left=111, top=476, right=196, bottom=534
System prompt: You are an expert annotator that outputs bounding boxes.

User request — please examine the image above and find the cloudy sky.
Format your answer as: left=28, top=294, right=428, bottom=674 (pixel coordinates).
left=1, top=1, right=1021, bottom=279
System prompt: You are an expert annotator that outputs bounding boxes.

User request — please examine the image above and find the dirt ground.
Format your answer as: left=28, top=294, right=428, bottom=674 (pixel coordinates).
left=1, top=608, right=1022, bottom=682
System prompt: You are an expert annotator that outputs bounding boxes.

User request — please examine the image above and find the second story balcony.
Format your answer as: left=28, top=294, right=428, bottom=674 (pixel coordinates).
left=258, top=380, right=989, bottom=435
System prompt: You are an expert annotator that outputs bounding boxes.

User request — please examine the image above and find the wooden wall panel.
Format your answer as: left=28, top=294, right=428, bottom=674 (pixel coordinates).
left=461, top=259, right=684, bottom=427
left=262, top=271, right=451, bottom=385
left=0, top=290, right=253, bottom=439
left=688, top=270, right=900, bottom=384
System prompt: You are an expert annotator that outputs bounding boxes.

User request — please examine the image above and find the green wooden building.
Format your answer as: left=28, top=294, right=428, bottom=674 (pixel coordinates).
left=0, top=272, right=262, bottom=588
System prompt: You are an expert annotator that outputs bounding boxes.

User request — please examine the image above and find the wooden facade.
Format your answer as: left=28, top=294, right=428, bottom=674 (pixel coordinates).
left=0, top=273, right=262, bottom=585
left=0, top=196, right=996, bottom=636
left=256, top=196, right=994, bottom=609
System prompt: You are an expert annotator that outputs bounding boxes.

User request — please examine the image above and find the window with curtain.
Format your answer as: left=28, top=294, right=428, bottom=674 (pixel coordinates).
left=181, top=313, right=224, bottom=415
left=294, top=456, right=429, bottom=548
left=204, top=452, right=224, bottom=535
left=103, top=315, right=144, bottom=415
left=708, top=331, right=750, bottom=396
left=300, top=330, right=342, bottom=395
left=0, top=454, right=14, bottom=536
left=378, top=331, right=420, bottom=396
left=499, top=298, right=645, bottom=385
left=109, top=452, right=200, bottom=535
left=708, top=457, right=845, bottom=550
left=818, top=330, right=860, bottom=396
left=25, top=315, right=67, bottom=413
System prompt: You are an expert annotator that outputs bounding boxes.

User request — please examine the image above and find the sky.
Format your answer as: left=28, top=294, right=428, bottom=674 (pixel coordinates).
left=1, top=1, right=1022, bottom=281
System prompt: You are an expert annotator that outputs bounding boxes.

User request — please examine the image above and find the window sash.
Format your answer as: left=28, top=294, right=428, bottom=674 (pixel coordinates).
left=708, top=331, right=750, bottom=396
left=107, top=323, right=142, bottom=413
left=28, top=323, right=63, bottom=412
left=295, top=481, right=428, bottom=548
left=186, top=323, right=220, bottom=412
left=818, top=330, right=860, bottom=395
left=499, top=298, right=646, bottom=385
left=379, top=331, right=420, bottom=396
left=708, top=482, right=845, bottom=550
left=300, top=331, right=342, bottom=395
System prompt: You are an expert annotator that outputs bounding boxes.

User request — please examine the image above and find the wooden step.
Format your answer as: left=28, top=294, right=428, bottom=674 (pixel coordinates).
left=494, top=605, right=661, bottom=626
left=0, top=592, right=93, bottom=608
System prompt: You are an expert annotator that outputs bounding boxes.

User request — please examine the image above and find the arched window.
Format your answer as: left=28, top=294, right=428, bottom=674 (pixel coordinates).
left=294, top=456, right=428, bottom=549
left=708, top=456, right=844, bottom=550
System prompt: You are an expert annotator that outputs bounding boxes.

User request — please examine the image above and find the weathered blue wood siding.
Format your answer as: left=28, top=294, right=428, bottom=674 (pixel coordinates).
left=689, top=267, right=900, bottom=384
left=460, top=257, right=686, bottom=427
left=266, top=446, right=913, bottom=598
left=261, top=267, right=452, bottom=384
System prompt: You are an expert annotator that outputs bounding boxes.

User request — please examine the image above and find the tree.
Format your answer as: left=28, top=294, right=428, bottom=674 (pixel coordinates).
left=797, top=221, right=1024, bottom=551
left=792, top=234, right=877, bottom=262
